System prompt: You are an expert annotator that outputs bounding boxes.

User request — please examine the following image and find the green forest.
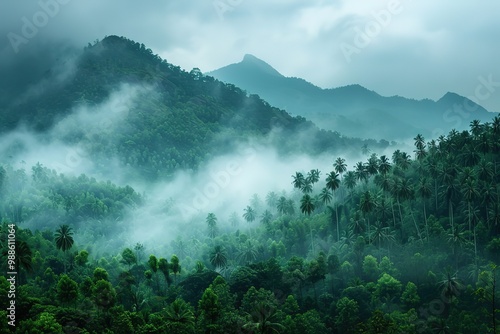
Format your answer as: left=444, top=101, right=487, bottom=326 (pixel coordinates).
left=1, top=119, right=499, bottom=333
left=0, top=35, right=499, bottom=333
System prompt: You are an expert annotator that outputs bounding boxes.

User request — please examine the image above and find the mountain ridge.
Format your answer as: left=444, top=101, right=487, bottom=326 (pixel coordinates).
left=208, top=55, right=494, bottom=140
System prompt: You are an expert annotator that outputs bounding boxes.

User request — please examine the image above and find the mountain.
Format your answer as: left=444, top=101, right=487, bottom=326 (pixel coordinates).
left=208, top=55, right=495, bottom=140
left=0, top=36, right=387, bottom=180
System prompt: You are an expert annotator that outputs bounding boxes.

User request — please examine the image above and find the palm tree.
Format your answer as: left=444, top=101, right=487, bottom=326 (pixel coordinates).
left=366, top=153, right=379, bottom=176
left=319, top=188, right=333, bottom=205
left=265, top=191, right=279, bottom=210
left=242, top=302, right=285, bottom=334
left=354, top=162, right=368, bottom=185
left=307, top=169, right=321, bottom=185
left=243, top=206, right=256, bottom=225
left=417, top=177, right=432, bottom=241
left=292, top=172, right=305, bottom=190
left=300, top=194, right=315, bottom=216
left=462, top=178, right=479, bottom=238
left=378, top=155, right=391, bottom=175
left=301, top=179, right=313, bottom=194
left=206, top=213, right=218, bottom=238
left=276, top=196, right=288, bottom=215
left=359, top=191, right=375, bottom=242
left=438, top=268, right=463, bottom=313
left=209, top=245, right=228, bottom=271
left=300, top=194, right=315, bottom=253
left=343, top=171, right=357, bottom=199
left=237, top=240, right=258, bottom=265
left=447, top=225, right=469, bottom=270
left=260, top=210, right=273, bottom=226
left=326, top=171, right=341, bottom=240
left=164, top=299, right=195, bottom=330
left=334, top=157, right=347, bottom=177
left=55, top=225, right=74, bottom=273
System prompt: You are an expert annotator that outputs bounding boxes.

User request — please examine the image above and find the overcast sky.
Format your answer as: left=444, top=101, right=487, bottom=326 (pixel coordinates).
left=1, top=0, right=499, bottom=112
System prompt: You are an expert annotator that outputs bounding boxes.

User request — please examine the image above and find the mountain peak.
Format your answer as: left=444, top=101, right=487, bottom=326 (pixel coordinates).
left=239, top=54, right=283, bottom=77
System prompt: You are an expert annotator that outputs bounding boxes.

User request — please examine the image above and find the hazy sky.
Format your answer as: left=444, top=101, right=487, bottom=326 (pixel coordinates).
left=1, top=0, right=500, bottom=111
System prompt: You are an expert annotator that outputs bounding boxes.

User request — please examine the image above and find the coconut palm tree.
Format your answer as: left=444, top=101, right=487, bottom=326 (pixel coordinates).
left=276, top=196, right=288, bottom=215
left=307, top=169, right=321, bottom=185
left=237, top=240, right=258, bottom=265
left=326, top=171, right=341, bottom=240
left=462, top=178, right=479, bottom=238
left=242, top=302, right=285, bottom=334
left=378, top=155, right=391, bottom=175
left=359, top=191, right=375, bottom=242
left=417, top=177, right=432, bottom=241
left=319, top=188, right=333, bottom=206
left=164, top=298, right=195, bottom=331
left=209, top=245, right=228, bottom=272
left=55, top=224, right=74, bottom=273
left=243, top=206, right=256, bottom=225
left=260, top=210, right=273, bottom=227
left=206, top=213, right=218, bottom=238
left=334, top=157, right=347, bottom=177
left=300, top=194, right=316, bottom=253
left=292, top=172, right=305, bottom=190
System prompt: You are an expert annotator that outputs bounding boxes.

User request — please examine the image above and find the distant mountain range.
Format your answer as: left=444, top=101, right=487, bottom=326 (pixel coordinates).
left=208, top=54, right=495, bottom=140
left=0, top=36, right=387, bottom=180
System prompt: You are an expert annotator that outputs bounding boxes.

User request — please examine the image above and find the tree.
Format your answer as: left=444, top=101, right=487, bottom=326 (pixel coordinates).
left=54, top=224, right=74, bottom=273
left=164, top=298, right=195, bottom=333
left=92, top=279, right=116, bottom=311
left=170, top=255, right=181, bottom=282
left=260, top=210, right=273, bottom=227
left=158, top=257, right=172, bottom=289
left=307, top=169, right=321, bottom=185
left=206, top=213, right=218, bottom=238
left=401, top=281, right=420, bottom=310
left=319, top=188, right=332, bottom=206
left=292, top=172, right=305, bottom=190
left=475, top=265, right=498, bottom=334
left=360, top=191, right=375, bottom=242
left=334, top=157, right=347, bottom=177
left=335, top=297, right=359, bottom=333
left=438, top=269, right=463, bottom=305
left=198, top=287, right=221, bottom=333
left=56, top=274, right=79, bottom=306
left=417, top=177, right=432, bottom=241
left=243, top=206, right=256, bottom=225
left=277, top=196, right=288, bottom=215
left=237, top=240, right=258, bottom=265
left=121, top=248, right=137, bottom=269
left=210, top=245, right=228, bottom=271
left=300, top=194, right=316, bottom=254
left=378, top=155, right=391, bottom=175
left=30, top=312, right=63, bottom=334
left=375, top=273, right=402, bottom=302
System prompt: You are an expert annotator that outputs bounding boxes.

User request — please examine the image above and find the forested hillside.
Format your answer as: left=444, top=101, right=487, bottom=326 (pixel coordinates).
left=0, top=36, right=387, bottom=181
left=1, top=119, right=499, bottom=332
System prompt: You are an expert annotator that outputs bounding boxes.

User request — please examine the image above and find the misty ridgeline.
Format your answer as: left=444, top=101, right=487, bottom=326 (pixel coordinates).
left=0, top=36, right=498, bottom=333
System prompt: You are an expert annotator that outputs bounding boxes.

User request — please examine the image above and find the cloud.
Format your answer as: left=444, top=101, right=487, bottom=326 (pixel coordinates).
left=1, top=0, right=499, bottom=111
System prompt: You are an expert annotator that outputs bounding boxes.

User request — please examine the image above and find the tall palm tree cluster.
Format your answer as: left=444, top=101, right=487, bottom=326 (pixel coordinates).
left=293, top=118, right=500, bottom=265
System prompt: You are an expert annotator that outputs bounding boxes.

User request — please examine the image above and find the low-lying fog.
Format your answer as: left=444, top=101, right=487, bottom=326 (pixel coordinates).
left=0, top=83, right=413, bottom=256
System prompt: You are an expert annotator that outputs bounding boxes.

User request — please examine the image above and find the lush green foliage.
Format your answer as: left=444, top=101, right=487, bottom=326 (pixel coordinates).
left=1, top=120, right=499, bottom=333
